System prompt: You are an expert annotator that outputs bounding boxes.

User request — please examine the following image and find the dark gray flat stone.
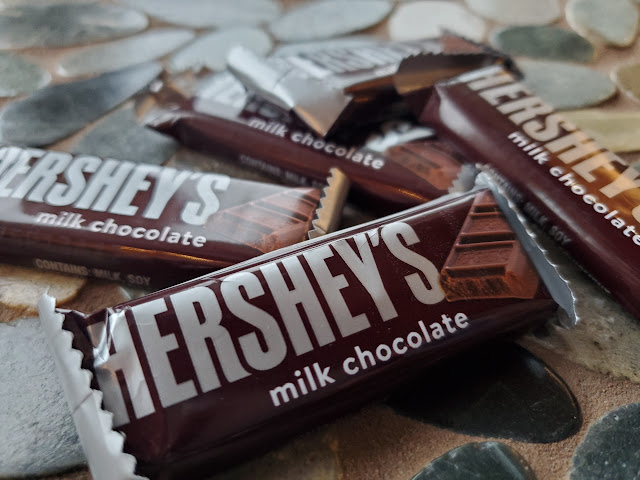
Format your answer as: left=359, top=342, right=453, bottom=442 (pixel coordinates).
left=169, top=28, right=273, bottom=74
left=413, top=442, right=537, bottom=480
left=0, top=4, right=148, bottom=50
left=0, top=318, right=85, bottom=477
left=0, top=62, right=162, bottom=146
left=571, top=403, right=640, bottom=480
left=387, top=343, right=581, bottom=443
left=519, top=59, right=616, bottom=110
left=491, top=26, right=595, bottom=63
left=70, top=104, right=178, bottom=164
left=0, top=52, right=50, bottom=98
left=118, top=0, right=281, bottom=28
left=567, top=0, right=639, bottom=47
left=58, top=28, right=195, bottom=78
left=269, top=0, right=393, bottom=42
left=466, top=0, right=561, bottom=25
left=388, top=1, right=486, bottom=42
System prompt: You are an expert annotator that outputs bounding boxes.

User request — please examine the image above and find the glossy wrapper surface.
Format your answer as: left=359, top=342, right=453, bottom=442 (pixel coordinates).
left=47, top=188, right=557, bottom=480
left=0, top=145, right=325, bottom=288
left=412, top=65, right=640, bottom=320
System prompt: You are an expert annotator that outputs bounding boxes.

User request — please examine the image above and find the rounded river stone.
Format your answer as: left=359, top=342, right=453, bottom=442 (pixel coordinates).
left=269, top=0, right=393, bottom=42
left=0, top=52, right=50, bottom=98
left=491, top=26, right=596, bottom=63
left=0, top=4, right=148, bottom=50
left=571, top=403, right=640, bottom=480
left=388, top=1, right=486, bottom=42
left=566, top=0, right=639, bottom=47
left=0, top=318, right=85, bottom=477
left=519, top=59, right=616, bottom=110
left=0, top=61, right=162, bottom=146
left=387, top=343, right=581, bottom=443
left=466, top=0, right=561, bottom=25
left=413, top=442, right=537, bottom=480
left=169, top=27, right=273, bottom=74
left=611, top=62, right=640, bottom=103
left=559, top=109, right=640, bottom=153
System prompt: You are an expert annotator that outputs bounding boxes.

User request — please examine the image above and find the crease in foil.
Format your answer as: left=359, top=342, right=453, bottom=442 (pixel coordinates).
left=227, top=46, right=351, bottom=137
left=475, top=172, right=578, bottom=327
left=38, top=294, right=147, bottom=480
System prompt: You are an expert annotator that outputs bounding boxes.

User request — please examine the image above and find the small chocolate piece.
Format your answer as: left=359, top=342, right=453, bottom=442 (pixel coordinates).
left=0, top=145, right=346, bottom=287
left=39, top=187, right=564, bottom=480
left=440, top=191, right=539, bottom=301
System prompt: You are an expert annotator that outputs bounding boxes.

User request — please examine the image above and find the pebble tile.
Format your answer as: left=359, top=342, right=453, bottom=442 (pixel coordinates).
left=612, top=62, right=640, bottom=103
left=70, top=105, right=178, bottom=164
left=169, top=28, right=273, bottom=74
left=0, top=52, right=50, bottom=98
left=571, top=404, right=640, bottom=480
left=519, top=59, right=616, bottom=110
left=466, top=0, right=561, bottom=26
left=0, top=4, right=148, bottom=50
left=412, top=442, right=537, bottom=480
left=491, top=26, right=596, bottom=63
left=58, top=29, right=195, bottom=78
left=269, top=0, right=392, bottom=42
left=566, top=0, right=639, bottom=47
left=0, top=318, right=85, bottom=477
left=0, top=62, right=162, bottom=146
left=387, top=343, right=581, bottom=443
left=118, top=0, right=282, bottom=29
left=388, top=1, right=486, bottom=42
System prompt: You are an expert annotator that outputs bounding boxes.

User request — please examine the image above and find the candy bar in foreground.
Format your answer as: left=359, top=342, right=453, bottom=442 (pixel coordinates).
left=39, top=183, right=571, bottom=480
left=0, top=145, right=347, bottom=288
left=147, top=74, right=474, bottom=212
left=404, top=62, right=640, bottom=320
left=226, top=33, right=513, bottom=136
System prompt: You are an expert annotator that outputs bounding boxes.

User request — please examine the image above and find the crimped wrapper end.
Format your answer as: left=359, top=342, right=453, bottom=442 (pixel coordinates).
left=37, top=294, right=147, bottom=480
left=308, top=168, right=350, bottom=239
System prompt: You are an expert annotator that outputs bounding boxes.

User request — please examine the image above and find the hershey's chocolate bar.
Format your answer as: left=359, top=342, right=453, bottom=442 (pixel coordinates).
left=0, top=145, right=346, bottom=287
left=39, top=187, right=562, bottom=480
left=147, top=79, right=472, bottom=212
left=410, top=64, right=640, bottom=320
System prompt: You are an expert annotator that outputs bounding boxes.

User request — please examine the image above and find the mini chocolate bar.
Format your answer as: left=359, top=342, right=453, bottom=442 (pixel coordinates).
left=226, top=33, right=512, bottom=136
left=407, top=63, right=640, bottom=320
left=39, top=185, right=571, bottom=480
left=147, top=78, right=474, bottom=212
left=0, top=145, right=347, bottom=287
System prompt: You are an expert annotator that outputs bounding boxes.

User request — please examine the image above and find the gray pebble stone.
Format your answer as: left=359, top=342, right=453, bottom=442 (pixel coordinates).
left=58, top=28, right=195, bottom=78
left=0, top=52, right=50, bottom=98
left=388, top=1, right=486, bottom=42
left=70, top=104, right=178, bottom=165
left=571, top=404, right=640, bottom=480
left=491, top=26, right=596, bottom=63
left=0, top=318, right=85, bottom=477
left=0, top=62, right=162, bottom=146
left=566, top=0, right=639, bottom=47
left=0, top=4, right=148, bottom=50
left=413, top=442, right=536, bottom=480
left=169, top=28, right=273, bottom=74
left=269, top=0, right=393, bottom=42
left=466, top=0, right=561, bottom=25
left=118, top=0, right=282, bottom=29
left=519, top=59, right=616, bottom=110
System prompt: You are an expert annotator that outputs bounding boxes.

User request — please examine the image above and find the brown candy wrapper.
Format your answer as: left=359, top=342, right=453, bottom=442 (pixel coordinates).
left=146, top=73, right=476, bottom=212
left=404, top=62, right=640, bottom=321
left=39, top=177, right=575, bottom=480
left=0, top=145, right=347, bottom=288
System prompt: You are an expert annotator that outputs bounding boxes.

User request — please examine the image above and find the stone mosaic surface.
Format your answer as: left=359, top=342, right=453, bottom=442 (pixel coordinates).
left=0, top=0, right=638, bottom=479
